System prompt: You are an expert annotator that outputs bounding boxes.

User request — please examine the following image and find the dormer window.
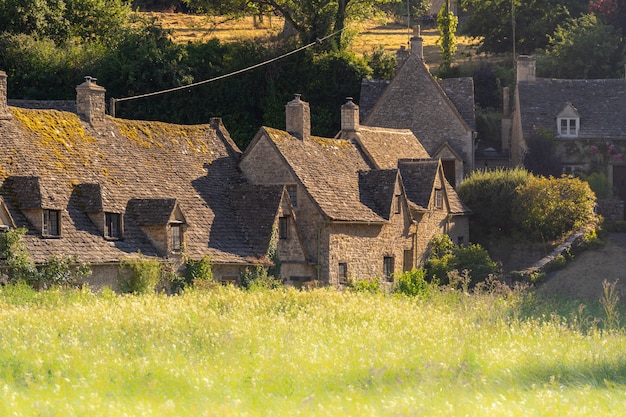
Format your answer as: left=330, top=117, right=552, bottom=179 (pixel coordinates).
left=434, top=189, right=443, bottom=209
left=105, top=212, right=122, bottom=239
left=287, top=185, right=297, bottom=208
left=558, top=118, right=579, bottom=137
left=171, top=222, right=184, bottom=252
left=43, top=209, right=60, bottom=237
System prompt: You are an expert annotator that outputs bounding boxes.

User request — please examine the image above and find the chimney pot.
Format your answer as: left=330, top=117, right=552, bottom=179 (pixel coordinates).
left=410, top=25, right=423, bottom=61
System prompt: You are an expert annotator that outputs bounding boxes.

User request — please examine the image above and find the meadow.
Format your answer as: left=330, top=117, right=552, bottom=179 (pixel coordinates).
left=0, top=283, right=625, bottom=416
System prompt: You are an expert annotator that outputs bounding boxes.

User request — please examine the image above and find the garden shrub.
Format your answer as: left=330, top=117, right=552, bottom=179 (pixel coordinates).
left=184, top=255, right=213, bottom=287
left=348, top=276, right=383, bottom=294
left=119, top=255, right=163, bottom=294
left=240, top=266, right=282, bottom=291
left=0, top=228, right=37, bottom=284
left=37, top=255, right=91, bottom=289
left=394, top=268, right=437, bottom=298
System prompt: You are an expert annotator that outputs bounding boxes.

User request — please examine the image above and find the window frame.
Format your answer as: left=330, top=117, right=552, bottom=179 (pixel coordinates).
left=434, top=188, right=443, bottom=209
left=105, top=212, right=122, bottom=240
left=383, top=256, right=394, bottom=281
left=42, top=209, right=61, bottom=237
left=171, top=222, right=184, bottom=252
left=338, top=262, right=348, bottom=283
left=279, top=216, right=289, bottom=240
left=287, top=184, right=297, bottom=208
left=557, top=117, right=579, bottom=137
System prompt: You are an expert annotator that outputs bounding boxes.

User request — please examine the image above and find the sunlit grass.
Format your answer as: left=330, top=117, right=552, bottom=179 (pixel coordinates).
left=0, top=284, right=624, bottom=416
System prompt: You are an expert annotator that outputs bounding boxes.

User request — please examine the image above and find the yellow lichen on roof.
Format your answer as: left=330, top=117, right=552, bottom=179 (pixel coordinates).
left=112, top=118, right=211, bottom=153
left=11, top=108, right=97, bottom=173
left=311, top=136, right=352, bottom=149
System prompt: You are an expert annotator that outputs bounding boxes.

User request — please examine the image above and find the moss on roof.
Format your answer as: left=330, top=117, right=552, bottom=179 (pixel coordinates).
left=111, top=118, right=211, bottom=154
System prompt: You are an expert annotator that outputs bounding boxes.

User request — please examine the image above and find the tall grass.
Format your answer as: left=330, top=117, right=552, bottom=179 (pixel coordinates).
left=0, top=283, right=624, bottom=416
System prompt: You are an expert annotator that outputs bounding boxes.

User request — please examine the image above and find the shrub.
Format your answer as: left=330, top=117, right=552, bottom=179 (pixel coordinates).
left=0, top=228, right=37, bottom=284
left=583, top=171, right=610, bottom=199
left=425, top=253, right=455, bottom=284
left=512, top=175, right=597, bottom=241
left=119, top=256, right=163, bottom=294
left=184, top=255, right=213, bottom=286
left=240, top=266, right=282, bottom=291
left=348, top=276, right=383, bottom=294
left=394, top=268, right=437, bottom=298
left=37, top=255, right=91, bottom=289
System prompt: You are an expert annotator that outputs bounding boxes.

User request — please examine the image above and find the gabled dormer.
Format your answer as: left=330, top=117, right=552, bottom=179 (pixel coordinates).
left=73, top=183, right=124, bottom=240
left=556, top=102, right=580, bottom=138
left=127, top=198, right=187, bottom=256
left=5, top=176, right=64, bottom=238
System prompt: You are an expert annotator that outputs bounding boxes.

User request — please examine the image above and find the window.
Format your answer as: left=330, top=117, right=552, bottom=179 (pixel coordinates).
left=395, top=195, right=401, bottom=214
left=287, top=185, right=297, bottom=208
left=434, top=189, right=443, bottom=209
left=105, top=212, right=121, bottom=239
left=279, top=216, right=289, bottom=239
left=43, top=209, right=60, bottom=237
left=171, top=223, right=183, bottom=251
left=338, top=263, right=348, bottom=282
left=558, top=118, right=578, bottom=137
left=383, top=256, right=394, bottom=281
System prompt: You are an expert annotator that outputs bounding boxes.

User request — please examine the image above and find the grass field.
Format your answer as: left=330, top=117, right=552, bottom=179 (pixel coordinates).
left=144, top=12, right=485, bottom=67
left=0, top=283, right=625, bottom=416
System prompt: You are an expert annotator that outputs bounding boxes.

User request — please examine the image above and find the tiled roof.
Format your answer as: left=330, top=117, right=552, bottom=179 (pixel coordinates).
left=263, top=127, right=385, bottom=223
left=361, top=53, right=474, bottom=155
left=517, top=78, right=626, bottom=139
left=439, top=77, right=476, bottom=131
left=0, top=107, right=258, bottom=264
left=352, top=126, right=430, bottom=169
left=231, top=184, right=284, bottom=259
left=398, top=159, right=438, bottom=211
left=127, top=198, right=178, bottom=226
left=358, top=170, right=398, bottom=220
left=359, top=79, right=390, bottom=120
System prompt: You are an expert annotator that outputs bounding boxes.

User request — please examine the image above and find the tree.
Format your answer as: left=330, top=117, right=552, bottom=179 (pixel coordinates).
left=436, top=0, right=457, bottom=73
left=537, top=14, right=626, bottom=79
left=458, top=0, right=588, bottom=54
left=590, top=0, right=626, bottom=34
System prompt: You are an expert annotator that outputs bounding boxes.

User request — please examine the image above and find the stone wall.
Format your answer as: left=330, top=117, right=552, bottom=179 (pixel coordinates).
left=596, top=199, right=624, bottom=222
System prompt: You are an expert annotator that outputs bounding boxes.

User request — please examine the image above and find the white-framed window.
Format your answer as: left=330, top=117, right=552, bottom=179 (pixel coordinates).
left=558, top=118, right=579, bottom=137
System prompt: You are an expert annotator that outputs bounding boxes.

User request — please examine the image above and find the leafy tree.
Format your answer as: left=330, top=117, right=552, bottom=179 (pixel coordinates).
left=590, top=0, right=626, bottom=34
left=458, top=0, right=587, bottom=54
left=512, top=175, right=597, bottom=241
left=436, top=1, right=457, bottom=72
left=537, top=14, right=626, bottom=79
left=523, top=127, right=561, bottom=177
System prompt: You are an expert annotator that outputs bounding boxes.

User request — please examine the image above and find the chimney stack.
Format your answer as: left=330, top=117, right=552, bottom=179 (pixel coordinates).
left=0, top=70, right=12, bottom=120
left=76, top=76, right=106, bottom=126
left=341, top=97, right=359, bottom=132
left=516, top=55, right=536, bottom=83
left=285, top=94, right=310, bottom=140
left=410, top=25, right=423, bottom=61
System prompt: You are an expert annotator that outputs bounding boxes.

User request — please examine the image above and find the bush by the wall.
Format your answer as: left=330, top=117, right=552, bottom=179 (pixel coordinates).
left=394, top=268, right=437, bottom=298
left=119, top=255, right=162, bottom=294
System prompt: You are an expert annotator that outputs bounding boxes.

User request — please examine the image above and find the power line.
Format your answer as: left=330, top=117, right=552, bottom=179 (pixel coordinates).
left=110, top=27, right=345, bottom=117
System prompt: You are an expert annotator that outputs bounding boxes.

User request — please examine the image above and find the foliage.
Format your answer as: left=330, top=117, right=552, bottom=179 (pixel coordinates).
left=347, top=276, right=383, bottom=293
left=583, top=171, right=611, bottom=199
left=512, top=175, right=597, bottom=241
left=590, top=0, right=626, bottom=34
left=425, top=234, right=498, bottom=286
left=523, top=126, right=562, bottom=177
left=436, top=2, right=457, bottom=73
left=363, top=45, right=396, bottom=80
left=240, top=266, right=282, bottom=290
left=0, top=0, right=133, bottom=46
left=475, top=109, right=502, bottom=149
left=537, top=14, right=626, bottom=79
left=458, top=0, right=587, bottom=54
left=37, top=255, right=92, bottom=289
left=184, top=255, right=214, bottom=288
left=394, top=268, right=437, bottom=297
left=457, top=167, right=531, bottom=237
left=0, top=228, right=37, bottom=284
left=600, top=279, right=621, bottom=330
left=119, top=255, right=163, bottom=294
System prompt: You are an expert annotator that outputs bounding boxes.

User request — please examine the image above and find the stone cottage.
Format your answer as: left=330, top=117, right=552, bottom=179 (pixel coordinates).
left=240, top=95, right=470, bottom=286
left=359, top=26, right=476, bottom=186
left=0, top=70, right=469, bottom=288
left=504, top=55, right=626, bottom=207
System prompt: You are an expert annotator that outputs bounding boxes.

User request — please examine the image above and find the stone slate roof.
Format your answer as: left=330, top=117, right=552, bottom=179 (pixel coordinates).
left=262, top=127, right=385, bottom=223
left=231, top=184, right=284, bottom=259
left=127, top=198, right=178, bottom=226
left=360, top=53, right=474, bottom=156
left=0, top=107, right=260, bottom=264
left=351, top=126, right=430, bottom=169
left=9, top=99, right=77, bottom=113
left=359, top=79, right=389, bottom=120
left=358, top=170, right=398, bottom=220
left=398, top=159, right=470, bottom=216
left=517, top=78, right=626, bottom=139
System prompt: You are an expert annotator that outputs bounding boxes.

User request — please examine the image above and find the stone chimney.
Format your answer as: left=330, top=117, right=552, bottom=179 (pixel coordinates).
left=516, top=55, right=536, bottom=83
left=0, top=70, right=12, bottom=120
left=410, top=25, right=423, bottom=61
left=76, top=76, right=106, bottom=125
left=341, top=97, right=359, bottom=132
left=285, top=94, right=310, bottom=140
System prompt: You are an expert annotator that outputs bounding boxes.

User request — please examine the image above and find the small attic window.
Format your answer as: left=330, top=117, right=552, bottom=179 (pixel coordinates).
left=558, top=117, right=579, bottom=137
left=43, top=209, right=61, bottom=237
left=287, top=185, right=297, bottom=208
left=105, top=212, right=122, bottom=239
left=171, top=222, right=184, bottom=252
left=434, top=189, right=443, bottom=209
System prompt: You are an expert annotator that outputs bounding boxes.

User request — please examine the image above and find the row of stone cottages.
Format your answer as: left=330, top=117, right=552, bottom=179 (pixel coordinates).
left=0, top=32, right=474, bottom=289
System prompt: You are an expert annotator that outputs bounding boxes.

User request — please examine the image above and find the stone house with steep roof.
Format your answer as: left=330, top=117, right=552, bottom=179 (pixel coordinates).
left=359, top=26, right=476, bottom=187
left=504, top=55, right=626, bottom=208
left=0, top=71, right=301, bottom=289
left=240, top=95, right=470, bottom=285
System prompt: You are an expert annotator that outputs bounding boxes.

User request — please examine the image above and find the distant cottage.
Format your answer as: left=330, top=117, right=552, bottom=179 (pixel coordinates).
left=0, top=70, right=469, bottom=289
